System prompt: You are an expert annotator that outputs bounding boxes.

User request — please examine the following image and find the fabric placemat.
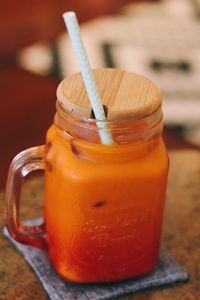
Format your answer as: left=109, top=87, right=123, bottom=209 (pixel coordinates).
left=3, top=223, right=189, bottom=300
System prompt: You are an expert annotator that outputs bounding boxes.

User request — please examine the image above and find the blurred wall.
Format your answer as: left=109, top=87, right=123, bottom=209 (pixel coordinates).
left=0, top=0, right=139, bottom=59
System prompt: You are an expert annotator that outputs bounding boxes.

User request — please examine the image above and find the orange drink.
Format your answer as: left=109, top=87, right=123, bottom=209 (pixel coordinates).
left=4, top=69, right=169, bottom=283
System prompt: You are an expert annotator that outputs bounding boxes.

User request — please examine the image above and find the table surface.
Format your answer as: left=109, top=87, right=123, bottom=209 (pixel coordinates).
left=0, top=150, right=200, bottom=300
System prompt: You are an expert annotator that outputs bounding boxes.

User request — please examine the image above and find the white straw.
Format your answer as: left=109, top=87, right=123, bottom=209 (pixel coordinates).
left=63, top=11, right=113, bottom=144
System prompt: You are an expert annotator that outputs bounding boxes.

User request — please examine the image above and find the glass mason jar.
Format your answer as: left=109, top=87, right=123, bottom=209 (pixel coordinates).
left=4, top=70, right=169, bottom=283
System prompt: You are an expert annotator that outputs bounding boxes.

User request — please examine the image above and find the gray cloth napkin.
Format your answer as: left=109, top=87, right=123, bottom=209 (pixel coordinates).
left=3, top=222, right=189, bottom=300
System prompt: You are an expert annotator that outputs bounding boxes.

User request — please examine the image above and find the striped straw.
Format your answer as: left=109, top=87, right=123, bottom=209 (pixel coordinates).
left=63, top=11, right=113, bottom=144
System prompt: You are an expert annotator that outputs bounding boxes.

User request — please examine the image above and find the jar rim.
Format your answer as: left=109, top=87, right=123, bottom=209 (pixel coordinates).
left=55, top=100, right=163, bottom=145
left=57, top=100, right=161, bottom=124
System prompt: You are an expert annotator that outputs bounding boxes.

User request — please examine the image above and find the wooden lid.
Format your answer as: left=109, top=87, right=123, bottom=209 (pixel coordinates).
left=57, top=68, right=162, bottom=120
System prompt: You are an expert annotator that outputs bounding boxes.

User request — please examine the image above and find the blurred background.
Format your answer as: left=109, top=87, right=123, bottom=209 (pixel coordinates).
left=1, top=0, right=200, bottom=188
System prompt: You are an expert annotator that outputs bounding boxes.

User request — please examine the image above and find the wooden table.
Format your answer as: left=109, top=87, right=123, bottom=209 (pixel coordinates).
left=0, top=150, right=199, bottom=299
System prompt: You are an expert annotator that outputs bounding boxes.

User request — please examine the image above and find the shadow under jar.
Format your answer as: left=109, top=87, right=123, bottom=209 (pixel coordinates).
left=4, top=69, right=169, bottom=283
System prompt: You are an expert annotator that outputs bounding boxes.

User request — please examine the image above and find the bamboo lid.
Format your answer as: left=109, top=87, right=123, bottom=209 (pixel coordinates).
left=57, top=68, right=162, bottom=120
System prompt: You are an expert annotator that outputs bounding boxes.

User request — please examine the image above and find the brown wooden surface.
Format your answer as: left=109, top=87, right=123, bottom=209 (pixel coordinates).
left=0, top=150, right=199, bottom=299
left=57, top=69, right=161, bottom=119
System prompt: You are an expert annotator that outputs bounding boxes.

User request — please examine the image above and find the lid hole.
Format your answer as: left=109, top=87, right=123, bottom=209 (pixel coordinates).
left=90, top=105, right=108, bottom=119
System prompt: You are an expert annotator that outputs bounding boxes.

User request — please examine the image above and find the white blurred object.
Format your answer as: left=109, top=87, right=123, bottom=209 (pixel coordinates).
left=17, top=42, right=53, bottom=76
left=162, top=0, right=196, bottom=17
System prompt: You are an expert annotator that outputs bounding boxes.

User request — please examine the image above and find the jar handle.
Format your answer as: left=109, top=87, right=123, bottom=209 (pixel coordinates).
left=4, top=145, right=46, bottom=249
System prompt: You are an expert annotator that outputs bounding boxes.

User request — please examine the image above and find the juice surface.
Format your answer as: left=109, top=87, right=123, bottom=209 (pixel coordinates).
left=44, top=125, right=169, bottom=283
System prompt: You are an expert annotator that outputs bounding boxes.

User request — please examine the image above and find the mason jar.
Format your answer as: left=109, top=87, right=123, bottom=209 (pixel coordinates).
left=4, top=68, right=169, bottom=283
